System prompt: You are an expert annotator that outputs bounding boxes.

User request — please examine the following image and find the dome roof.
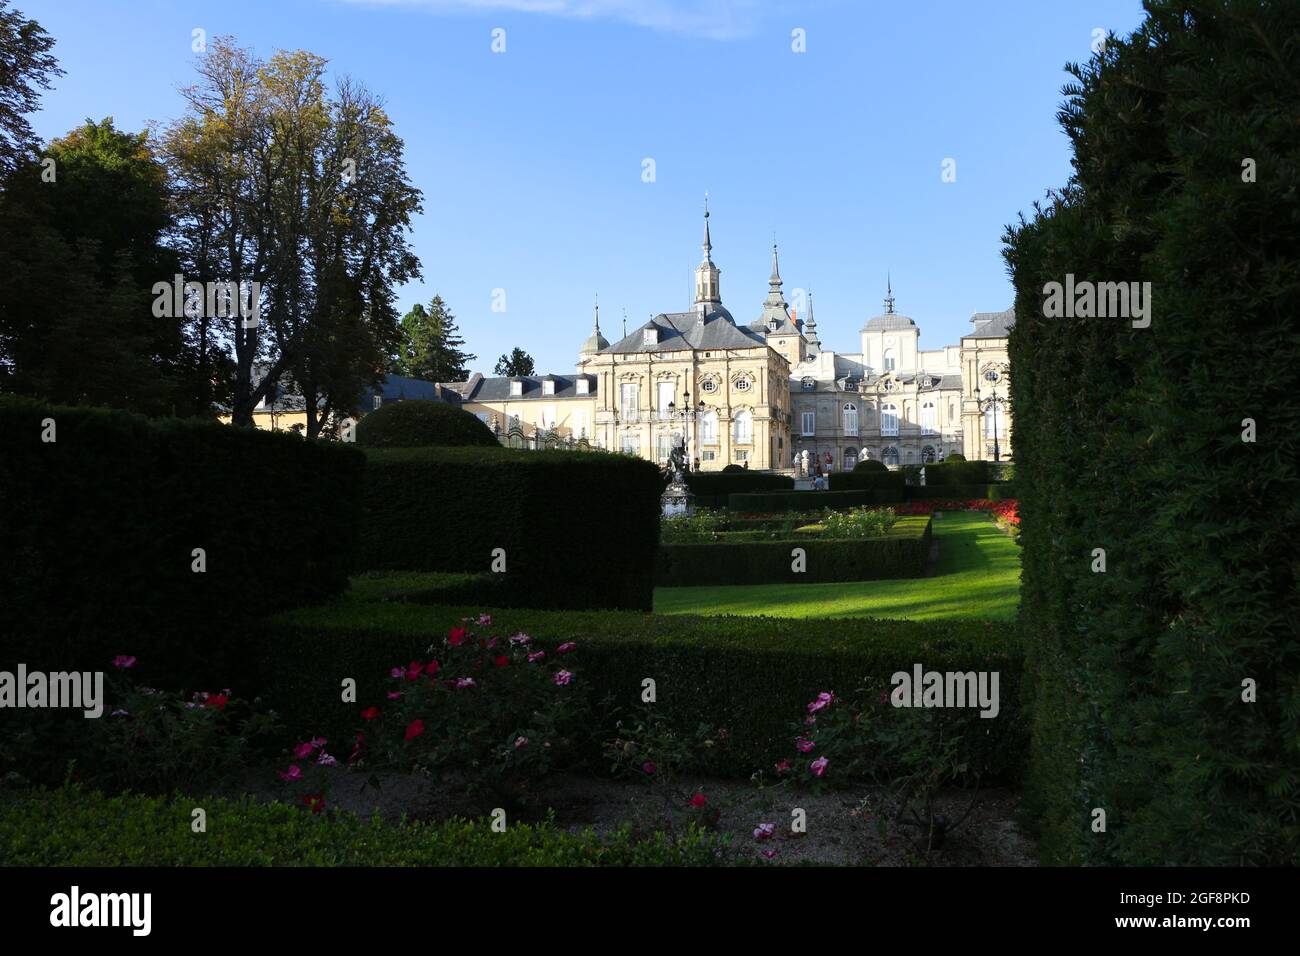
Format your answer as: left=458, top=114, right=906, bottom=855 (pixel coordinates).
left=862, top=313, right=917, bottom=332
left=581, top=331, right=610, bottom=353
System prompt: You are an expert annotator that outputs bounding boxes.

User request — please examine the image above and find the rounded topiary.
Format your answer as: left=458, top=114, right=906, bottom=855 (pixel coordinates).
left=944, top=452, right=967, bottom=462
left=722, top=463, right=746, bottom=473
left=356, top=400, right=499, bottom=448
left=853, top=458, right=888, bottom=472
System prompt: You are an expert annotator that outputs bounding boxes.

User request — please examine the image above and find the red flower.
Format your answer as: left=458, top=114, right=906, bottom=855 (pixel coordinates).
left=426, top=660, right=440, bottom=676
left=448, top=626, right=468, bottom=647
left=404, top=718, right=425, bottom=741
left=303, top=793, right=326, bottom=814
left=360, top=706, right=381, bottom=720
left=688, top=792, right=707, bottom=808
left=405, top=660, right=424, bottom=680
left=202, top=693, right=229, bottom=711
left=494, top=655, right=510, bottom=668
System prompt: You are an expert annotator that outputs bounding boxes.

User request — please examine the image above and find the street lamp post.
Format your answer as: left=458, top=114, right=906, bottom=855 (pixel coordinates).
left=665, top=389, right=708, bottom=470
left=974, top=382, right=1008, bottom=462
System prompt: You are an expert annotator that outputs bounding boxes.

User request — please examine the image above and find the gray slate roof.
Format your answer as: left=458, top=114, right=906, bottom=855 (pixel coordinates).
left=966, top=308, right=1015, bottom=338
left=606, top=308, right=768, bottom=354
left=862, top=313, right=919, bottom=331
left=465, top=374, right=596, bottom=401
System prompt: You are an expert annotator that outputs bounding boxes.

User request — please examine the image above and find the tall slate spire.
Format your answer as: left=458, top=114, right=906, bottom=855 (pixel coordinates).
left=693, top=195, right=721, bottom=311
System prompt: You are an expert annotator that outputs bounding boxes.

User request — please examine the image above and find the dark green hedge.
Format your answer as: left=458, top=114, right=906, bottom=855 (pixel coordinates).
left=1004, top=0, right=1300, bottom=865
left=0, top=397, right=363, bottom=689
left=356, top=399, right=498, bottom=448
left=726, top=489, right=873, bottom=512
left=265, top=600, right=1025, bottom=779
left=656, top=518, right=931, bottom=586
left=685, top=471, right=793, bottom=496
left=0, top=785, right=725, bottom=866
left=919, top=460, right=993, bottom=486
left=828, top=471, right=906, bottom=501
left=357, top=446, right=661, bottom=611
left=907, top=484, right=1010, bottom=501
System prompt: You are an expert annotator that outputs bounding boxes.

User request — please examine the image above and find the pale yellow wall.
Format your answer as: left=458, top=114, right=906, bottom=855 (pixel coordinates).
left=959, top=337, right=1013, bottom=460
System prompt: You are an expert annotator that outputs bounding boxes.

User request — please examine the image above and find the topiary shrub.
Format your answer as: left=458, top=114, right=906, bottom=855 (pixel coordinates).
left=356, top=400, right=498, bottom=448
left=853, top=459, right=888, bottom=472
left=943, top=453, right=966, bottom=462
left=721, top=463, right=745, bottom=473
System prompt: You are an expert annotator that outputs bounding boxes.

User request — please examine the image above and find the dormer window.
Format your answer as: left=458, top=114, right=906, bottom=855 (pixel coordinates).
left=643, top=328, right=658, bottom=346
left=542, top=378, right=555, bottom=396
left=801, top=377, right=814, bottom=391
left=576, top=377, right=589, bottom=395
left=510, top=380, right=523, bottom=397
left=768, top=319, right=779, bottom=332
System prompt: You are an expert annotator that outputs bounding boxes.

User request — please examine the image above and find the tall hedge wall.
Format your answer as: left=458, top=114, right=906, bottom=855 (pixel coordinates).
left=357, top=447, right=662, bottom=611
left=656, top=517, right=932, bottom=586
left=1004, top=0, right=1300, bottom=865
left=265, top=601, right=1026, bottom=780
left=685, top=471, right=793, bottom=496
left=0, top=397, right=364, bottom=689
left=726, top=489, right=874, bottom=512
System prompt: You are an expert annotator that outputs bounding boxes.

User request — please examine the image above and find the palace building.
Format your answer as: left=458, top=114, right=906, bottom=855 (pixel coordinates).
left=451, top=209, right=1015, bottom=471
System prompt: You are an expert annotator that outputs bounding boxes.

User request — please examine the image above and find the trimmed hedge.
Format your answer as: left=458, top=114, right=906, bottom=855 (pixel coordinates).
left=0, top=785, right=725, bottom=866
left=827, top=470, right=906, bottom=501
left=264, top=600, right=1025, bottom=780
left=726, top=489, right=873, bottom=512
left=0, top=397, right=363, bottom=689
left=356, top=399, right=498, bottom=448
left=685, top=471, right=793, bottom=496
left=656, top=517, right=932, bottom=586
left=907, top=484, right=1010, bottom=501
left=919, top=460, right=992, bottom=486
left=357, top=446, right=661, bottom=611
left=1004, top=1, right=1300, bottom=865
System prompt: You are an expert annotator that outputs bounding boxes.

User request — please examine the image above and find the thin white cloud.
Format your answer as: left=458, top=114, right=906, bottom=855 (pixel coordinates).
left=341, top=0, right=768, bottom=40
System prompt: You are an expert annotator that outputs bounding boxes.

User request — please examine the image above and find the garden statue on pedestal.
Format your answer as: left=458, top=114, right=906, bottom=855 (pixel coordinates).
left=660, top=437, right=694, bottom=518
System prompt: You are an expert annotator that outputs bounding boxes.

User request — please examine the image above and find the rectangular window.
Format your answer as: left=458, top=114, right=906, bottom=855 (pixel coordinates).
left=735, top=450, right=749, bottom=462
left=576, top=378, right=590, bottom=395
left=620, top=383, right=639, bottom=423
left=656, top=433, right=674, bottom=462
left=701, top=450, right=716, bottom=462
left=620, top=432, right=639, bottom=456
left=801, top=411, right=815, bottom=436
left=510, top=380, right=523, bottom=397
left=657, top=381, right=674, bottom=416
left=542, top=379, right=555, bottom=395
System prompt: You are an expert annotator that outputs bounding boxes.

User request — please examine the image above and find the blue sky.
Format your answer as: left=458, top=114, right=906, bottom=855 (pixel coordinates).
left=22, top=0, right=1146, bottom=376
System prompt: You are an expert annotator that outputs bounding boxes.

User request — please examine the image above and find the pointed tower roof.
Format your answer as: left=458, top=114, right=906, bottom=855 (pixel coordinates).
left=804, top=289, right=822, bottom=348
left=863, top=277, right=917, bottom=331
left=749, top=239, right=799, bottom=335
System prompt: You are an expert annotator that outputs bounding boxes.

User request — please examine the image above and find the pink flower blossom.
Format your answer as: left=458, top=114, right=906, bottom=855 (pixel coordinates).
left=795, top=738, right=815, bottom=753
left=810, top=756, right=829, bottom=777
left=761, top=849, right=779, bottom=860
left=556, top=642, right=577, bottom=654
left=641, top=761, right=657, bottom=775
left=514, top=736, right=529, bottom=749
left=455, top=677, right=476, bottom=689
left=804, top=715, right=816, bottom=725
left=387, top=691, right=403, bottom=700
left=277, top=764, right=303, bottom=782
left=688, top=792, right=707, bottom=808
left=807, top=691, right=834, bottom=714
left=477, top=614, right=493, bottom=626
left=310, top=737, right=327, bottom=749
left=553, top=670, right=573, bottom=686
left=426, top=660, right=440, bottom=676
left=390, top=667, right=404, bottom=678
left=509, top=632, right=532, bottom=646
left=293, top=742, right=315, bottom=760
left=527, top=651, right=546, bottom=663
left=404, top=718, right=425, bottom=741
left=317, top=752, right=337, bottom=767
left=360, top=706, right=381, bottom=720
left=447, top=626, right=468, bottom=647
left=753, top=823, right=776, bottom=841
left=111, top=655, right=136, bottom=669
left=774, top=759, right=791, bottom=774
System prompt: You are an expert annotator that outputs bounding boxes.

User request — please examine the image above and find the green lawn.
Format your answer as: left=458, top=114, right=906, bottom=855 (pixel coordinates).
left=653, top=511, right=1020, bottom=621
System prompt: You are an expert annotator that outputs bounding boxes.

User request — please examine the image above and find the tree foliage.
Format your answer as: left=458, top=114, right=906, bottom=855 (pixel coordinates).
left=1004, top=0, right=1300, bottom=865
left=494, top=347, right=535, bottom=377
left=0, top=0, right=61, bottom=177
left=393, top=295, right=475, bottom=382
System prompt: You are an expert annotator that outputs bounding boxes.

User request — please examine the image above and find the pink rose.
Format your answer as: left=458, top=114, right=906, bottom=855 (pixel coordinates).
left=810, top=756, right=829, bottom=777
left=553, top=670, right=573, bottom=686
left=111, top=655, right=136, bottom=669
left=774, top=759, right=791, bottom=774
left=753, top=823, right=775, bottom=841
left=292, top=742, right=315, bottom=760
left=641, top=761, right=657, bottom=775
left=528, top=650, right=546, bottom=663
left=556, top=642, right=577, bottom=654
left=277, top=764, right=303, bottom=782
left=455, top=677, right=476, bottom=689
left=795, top=738, right=815, bottom=753
left=514, top=736, right=529, bottom=749
left=807, top=691, right=834, bottom=714
left=509, top=632, right=532, bottom=646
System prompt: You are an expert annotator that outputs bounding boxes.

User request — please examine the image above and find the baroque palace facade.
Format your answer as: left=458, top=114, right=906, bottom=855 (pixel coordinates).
left=450, top=211, right=1015, bottom=473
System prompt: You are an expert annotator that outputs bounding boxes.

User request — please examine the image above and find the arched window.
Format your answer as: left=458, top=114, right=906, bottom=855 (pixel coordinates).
left=881, top=402, right=899, bottom=437
left=733, top=409, right=753, bottom=444
left=983, top=403, right=1007, bottom=439
left=921, top=401, right=937, bottom=435
left=883, top=348, right=897, bottom=371
left=843, top=447, right=858, bottom=470
left=700, top=409, right=718, bottom=444
left=842, top=402, right=858, bottom=436
left=922, top=445, right=937, bottom=463
left=882, top=446, right=900, bottom=467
